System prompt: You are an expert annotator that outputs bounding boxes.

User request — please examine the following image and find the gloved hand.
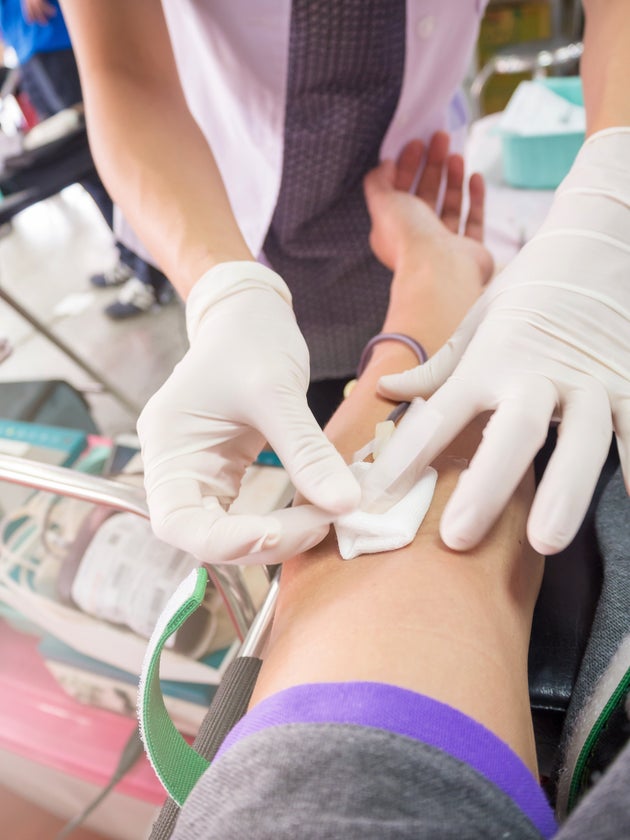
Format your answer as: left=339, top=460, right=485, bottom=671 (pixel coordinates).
left=361, top=129, right=630, bottom=555
left=137, top=262, right=360, bottom=564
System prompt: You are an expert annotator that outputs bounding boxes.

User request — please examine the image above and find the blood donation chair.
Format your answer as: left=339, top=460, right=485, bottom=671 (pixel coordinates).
left=0, top=420, right=627, bottom=839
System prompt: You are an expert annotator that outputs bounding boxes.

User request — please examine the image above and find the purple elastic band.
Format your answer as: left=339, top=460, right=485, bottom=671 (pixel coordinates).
left=216, top=682, right=557, bottom=839
left=357, top=333, right=427, bottom=378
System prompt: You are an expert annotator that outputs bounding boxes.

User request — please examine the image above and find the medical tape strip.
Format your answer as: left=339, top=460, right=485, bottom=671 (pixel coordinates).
left=138, top=568, right=210, bottom=805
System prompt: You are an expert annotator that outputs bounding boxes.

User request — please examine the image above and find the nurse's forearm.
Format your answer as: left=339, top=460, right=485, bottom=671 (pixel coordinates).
left=60, top=0, right=253, bottom=298
left=84, top=76, right=253, bottom=295
left=582, top=0, right=630, bottom=134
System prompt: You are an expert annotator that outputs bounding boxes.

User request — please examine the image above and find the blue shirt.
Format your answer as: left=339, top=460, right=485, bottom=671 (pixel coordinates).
left=0, top=0, right=70, bottom=64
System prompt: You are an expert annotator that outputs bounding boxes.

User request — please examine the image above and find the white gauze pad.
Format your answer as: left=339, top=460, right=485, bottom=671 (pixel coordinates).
left=334, top=461, right=437, bottom=560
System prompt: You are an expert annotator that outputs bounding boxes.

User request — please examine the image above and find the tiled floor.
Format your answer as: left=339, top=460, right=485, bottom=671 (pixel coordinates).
left=0, top=184, right=188, bottom=438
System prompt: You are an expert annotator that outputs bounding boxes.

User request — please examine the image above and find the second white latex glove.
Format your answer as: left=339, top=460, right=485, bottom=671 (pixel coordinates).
left=137, top=262, right=360, bottom=565
left=362, top=129, right=630, bottom=555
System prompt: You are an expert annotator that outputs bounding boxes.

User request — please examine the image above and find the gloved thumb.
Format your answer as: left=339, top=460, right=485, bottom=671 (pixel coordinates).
left=377, top=298, right=485, bottom=401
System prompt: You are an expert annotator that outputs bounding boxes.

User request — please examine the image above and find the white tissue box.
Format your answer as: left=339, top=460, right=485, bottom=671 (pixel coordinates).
left=498, top=77, right=585, bottom=190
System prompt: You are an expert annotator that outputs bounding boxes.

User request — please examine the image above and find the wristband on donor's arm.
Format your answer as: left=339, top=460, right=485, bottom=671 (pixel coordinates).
left=357, top=333, right=428, bottom=377
left=344, top=333, right=428, bottom=401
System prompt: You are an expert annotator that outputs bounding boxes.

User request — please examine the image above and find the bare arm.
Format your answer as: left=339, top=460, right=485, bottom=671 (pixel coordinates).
left=250, top=149, right=543, bottom=775
left=60, top=0, right=252, bottom=297
left=582, top=0, right=630, bottom=134
left=255, top=372, right=543, bottom=774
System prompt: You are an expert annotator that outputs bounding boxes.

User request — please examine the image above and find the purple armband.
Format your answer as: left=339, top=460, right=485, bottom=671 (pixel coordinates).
left=357, top=332, right=427, bottom=378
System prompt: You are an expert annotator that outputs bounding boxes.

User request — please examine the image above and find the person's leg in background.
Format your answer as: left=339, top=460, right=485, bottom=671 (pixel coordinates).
left=19, top=42, right=175, bottom=317
left=102, top=242, right=175, bottom=320
left=19, top=48, right=80, bottom=119
left=171, top=143, right=559, bottom=838
left=19, top=48, right=115, bottom=227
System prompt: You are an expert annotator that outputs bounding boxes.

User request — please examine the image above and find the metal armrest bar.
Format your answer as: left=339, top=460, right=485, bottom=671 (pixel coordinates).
left=238, top=572, right=279, bottom=659
left=0, top=453, right=258, bottom=640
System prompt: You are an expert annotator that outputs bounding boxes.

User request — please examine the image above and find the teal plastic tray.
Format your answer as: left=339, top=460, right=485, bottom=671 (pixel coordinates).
left=500, top=77, right=584, bottom=190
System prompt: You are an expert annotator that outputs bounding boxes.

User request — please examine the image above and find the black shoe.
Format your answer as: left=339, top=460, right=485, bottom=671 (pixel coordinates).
left=105, top=277, right=160, bottom=319
left=91, top=261, right=135, bottom=289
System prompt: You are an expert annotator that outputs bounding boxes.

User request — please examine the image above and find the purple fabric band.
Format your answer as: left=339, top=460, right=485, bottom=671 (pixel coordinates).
left=216, top=681, right=557, bottom=838
left=357, top=332, right=428, bottom=377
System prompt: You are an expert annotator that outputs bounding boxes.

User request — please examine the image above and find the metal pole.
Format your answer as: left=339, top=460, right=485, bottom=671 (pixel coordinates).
left=0, top=284, right=142, bottom=416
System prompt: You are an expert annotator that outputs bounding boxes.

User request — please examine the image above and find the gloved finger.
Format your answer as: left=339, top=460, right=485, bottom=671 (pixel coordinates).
left=257, top=395, right=361, bottom=516
left=378, top=299, right=485, bottom=401
left=395, top=139, right=424, bottom=192
left=612, top=395, right=630, bottom=495
left=439, top=377, right=557, bottom=551
left=147, top=478, right=282, bottom=563
left=416, top=131, right=450, bottom=209
left=360, top=386, right=479, bottom=512
left=527, top=384, right=613, bottom=555
left=227, top=505, right=333, bottom=566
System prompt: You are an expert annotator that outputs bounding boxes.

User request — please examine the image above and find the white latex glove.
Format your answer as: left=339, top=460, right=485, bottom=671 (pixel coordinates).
left=361, top=129, right=630, bottom=556
left=137, top=262, right=360, bottom=564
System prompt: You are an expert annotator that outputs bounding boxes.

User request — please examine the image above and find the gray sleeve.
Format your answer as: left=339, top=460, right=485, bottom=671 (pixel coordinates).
left=562, top=467, right=630, bottom=741
left=554, top=466, right=630, bottom=828
left=554, top=739, right=630, bottom=840
left=172, top=723, right=544, bottom=840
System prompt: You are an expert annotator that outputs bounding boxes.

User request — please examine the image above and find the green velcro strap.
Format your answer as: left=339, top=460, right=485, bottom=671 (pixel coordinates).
left=138, top=567, right=211, bottom=806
